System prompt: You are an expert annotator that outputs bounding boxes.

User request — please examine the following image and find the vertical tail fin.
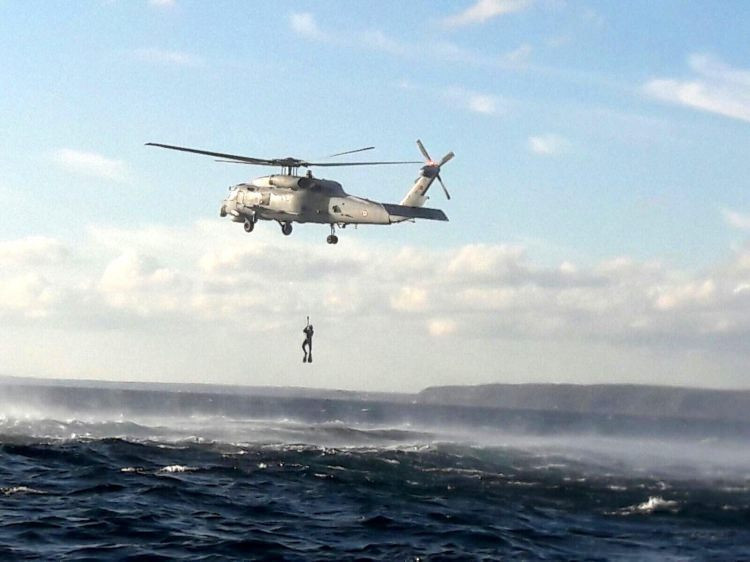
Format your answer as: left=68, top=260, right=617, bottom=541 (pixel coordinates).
left=400, top=140, right=454, bottom=207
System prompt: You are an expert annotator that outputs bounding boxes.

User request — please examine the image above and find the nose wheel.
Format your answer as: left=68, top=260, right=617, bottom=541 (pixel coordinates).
left=326, top=224, right=338, bottom=244
left=280, top=222, right=293, bottom=236
left=243, top=219, right=255, bottom=233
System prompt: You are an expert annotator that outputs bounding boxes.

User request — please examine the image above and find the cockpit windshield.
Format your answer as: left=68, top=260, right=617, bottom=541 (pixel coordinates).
left=227, top=188, right=238, bottom=200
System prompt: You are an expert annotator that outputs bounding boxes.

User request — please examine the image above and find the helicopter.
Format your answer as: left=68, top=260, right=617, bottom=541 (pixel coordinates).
left=146, top=140, right=454, bottom=244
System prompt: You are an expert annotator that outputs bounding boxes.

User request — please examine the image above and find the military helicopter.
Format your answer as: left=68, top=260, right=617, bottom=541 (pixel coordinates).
left=146, top=140, right=454, bottom=244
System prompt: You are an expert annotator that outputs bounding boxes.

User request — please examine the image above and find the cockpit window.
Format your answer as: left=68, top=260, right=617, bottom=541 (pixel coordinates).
left=228, top=189, right=238, bottom=200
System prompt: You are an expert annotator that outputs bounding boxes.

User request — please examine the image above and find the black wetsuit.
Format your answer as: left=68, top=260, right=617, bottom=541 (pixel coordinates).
left=302, top=325, right=314, bottom=363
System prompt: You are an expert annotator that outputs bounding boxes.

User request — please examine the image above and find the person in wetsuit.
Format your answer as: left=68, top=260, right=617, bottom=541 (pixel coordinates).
left=302, top=318, right=314, bottom=363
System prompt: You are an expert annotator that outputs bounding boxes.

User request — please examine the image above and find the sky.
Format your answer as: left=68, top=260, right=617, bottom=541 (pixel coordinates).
left=1, top=0, right=749, bottom=392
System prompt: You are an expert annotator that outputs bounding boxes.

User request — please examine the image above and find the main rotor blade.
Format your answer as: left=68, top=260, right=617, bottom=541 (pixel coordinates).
left=439, top=151, right=455, bottom=167
left=437, top=174, right=451, bottom=200
left=305, top=160, right=422, bottom=167
left=147, top=142, right=420, bottom=169
left=146, top=143, right=276, bottom=165
left=416, top=139, right=432, bottom=162
left=327, top=146, right=375, bottom=158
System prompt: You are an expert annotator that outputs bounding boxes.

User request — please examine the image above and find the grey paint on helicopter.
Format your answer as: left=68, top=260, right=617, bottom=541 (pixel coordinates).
left=146, top=140, right=454, bottom=244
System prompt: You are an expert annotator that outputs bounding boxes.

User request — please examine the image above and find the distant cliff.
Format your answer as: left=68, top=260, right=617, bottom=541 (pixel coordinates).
left=4, top=375, right=750, bottom=426
left=417, top=383, right=750, bottom=423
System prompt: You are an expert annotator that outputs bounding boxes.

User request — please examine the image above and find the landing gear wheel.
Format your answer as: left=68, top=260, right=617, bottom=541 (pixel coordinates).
left=243, top=219, right=254, bottom=233
left=281, top=222, right=293, bottom=236
left=327, top=224, right=338, bottom=244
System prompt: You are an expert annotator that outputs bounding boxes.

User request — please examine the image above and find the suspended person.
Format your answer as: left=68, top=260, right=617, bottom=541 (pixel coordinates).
left=302, top=317, right=314, bottom=363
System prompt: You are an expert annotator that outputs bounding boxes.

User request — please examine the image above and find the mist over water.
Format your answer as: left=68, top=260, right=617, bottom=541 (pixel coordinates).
left=2, top=381, right=750, bottom=559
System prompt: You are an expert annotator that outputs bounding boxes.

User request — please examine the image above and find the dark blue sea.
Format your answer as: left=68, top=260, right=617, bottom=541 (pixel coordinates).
left=2, top=383, right=750, bottom=560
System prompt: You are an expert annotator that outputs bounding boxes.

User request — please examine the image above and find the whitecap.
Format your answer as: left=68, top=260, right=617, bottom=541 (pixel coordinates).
left=158, top=465, right=196, bottom=473
left=2, top=486, right=46, bottom=496
left=616, top=495, right=680, bottom=515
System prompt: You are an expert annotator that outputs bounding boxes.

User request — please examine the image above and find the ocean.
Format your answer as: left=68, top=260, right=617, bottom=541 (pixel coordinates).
left=1, top=382, right=749, bottom=560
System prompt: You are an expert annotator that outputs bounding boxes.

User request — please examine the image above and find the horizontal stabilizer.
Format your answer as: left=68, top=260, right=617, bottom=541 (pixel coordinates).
left=382, top=203, right=448, bottom=221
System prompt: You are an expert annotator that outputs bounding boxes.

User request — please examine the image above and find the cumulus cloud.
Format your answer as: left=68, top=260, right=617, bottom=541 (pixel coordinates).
left=527, top=133, right=570, bottom=155
left=0, top=237, right=68, bottom=267
left=644, top=54, right=750, bottom=123
left=99, top=251, right=184, bottom=315
left=4, top=223, right=750, bottom=388
left=428, top=318, right=458, bottom=337
left=54, top=149, right=127, bottom=182
left=442, top=0, right=533, bottom=28
left=0, top=273, right=58, bottom=318
left=653, top=280, right=716, bottom=311
left=2, top=222, right=748, bottom=347
left=391, top=286, right=429, bottom=312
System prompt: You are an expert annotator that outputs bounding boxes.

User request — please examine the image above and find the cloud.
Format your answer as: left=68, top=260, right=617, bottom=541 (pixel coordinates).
left=288, top=11, right=531, bottom=71
left=391, top=286, right=429, bottom=312
left=446, top=244, right=526, bottom=278
left=289, top=12, right=326, bottom=40
left=723, top=208, right=750, bottom=231
left=132, top=47, right=203, bottom=67
left=54, top=149, right=127, bottom=182
left=148, top=0, right=176, bottom=8
left=0, top=273, right=58, bottom=319
left=2, top=222, right=746, bottom=344
left=360, top=30, right=409, bottom=56
left=527, top=133, right=569, bottom=155
left=5, top=223, right=750, bottom=388
left=0, top=237, right=69, bottom=267
left=442, top=0, right=533, bottom=28
left=500, top=43, right=533, bottom=68
left=653, top=280, right=716, bottom=311
left=444, top=87, right=505, bottom=115
left=99, top=250, right=184, bottom=314
left=644, top=54, right=750, bottom=123
left=428, top=318, right=458, bottom=337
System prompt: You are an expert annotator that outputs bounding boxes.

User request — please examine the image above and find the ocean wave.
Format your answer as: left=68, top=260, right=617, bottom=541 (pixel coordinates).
left=120, top=466, right=146, bottom=473
left=158, top=465, right=197, bottom=473
left=2, top=426, right=750, bottom=558
left=1, top=486, right=46, bottom=496
left=615, top=496, right=681, bottom=515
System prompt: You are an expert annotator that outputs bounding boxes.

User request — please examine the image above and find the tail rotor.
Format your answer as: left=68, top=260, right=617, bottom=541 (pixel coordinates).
left=416, top=139, right=454, bottom=200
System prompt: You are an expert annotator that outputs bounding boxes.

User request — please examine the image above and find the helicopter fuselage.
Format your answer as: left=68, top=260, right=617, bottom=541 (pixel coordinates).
left=221, top=174, right=395, bottom=226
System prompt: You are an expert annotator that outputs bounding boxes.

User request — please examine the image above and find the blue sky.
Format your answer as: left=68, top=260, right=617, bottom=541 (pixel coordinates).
left=1, top=1, right=749, bottom=391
